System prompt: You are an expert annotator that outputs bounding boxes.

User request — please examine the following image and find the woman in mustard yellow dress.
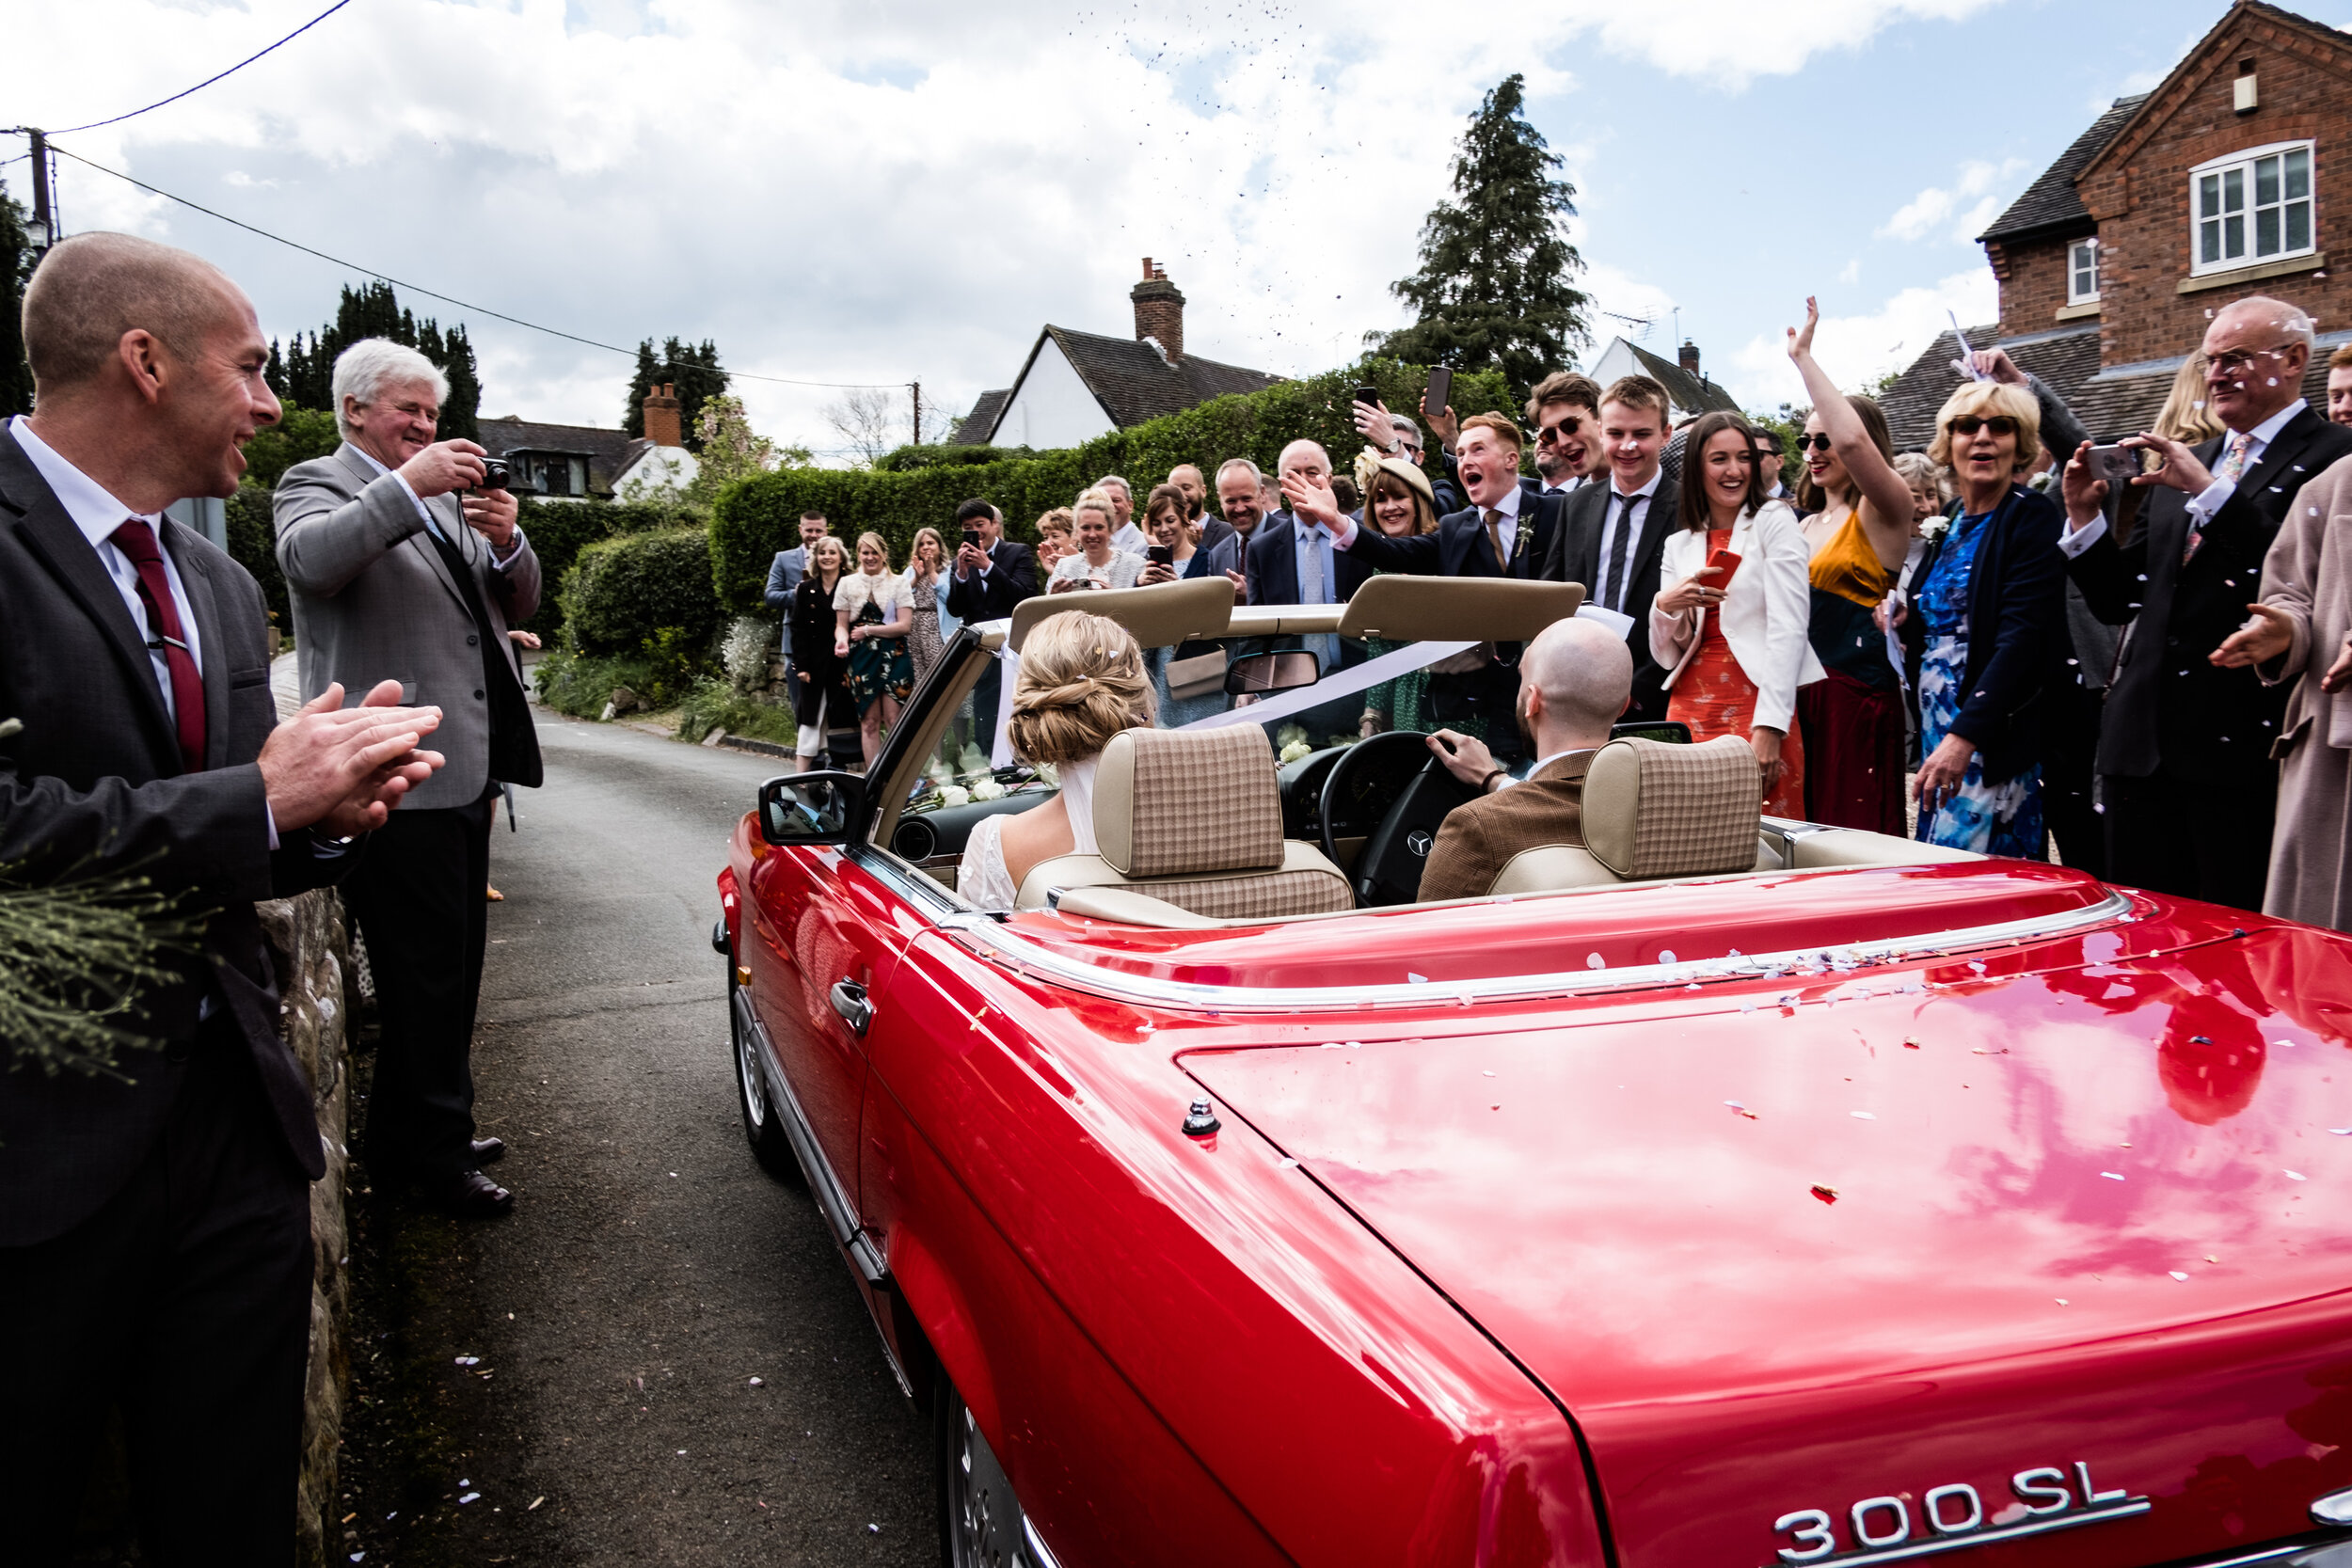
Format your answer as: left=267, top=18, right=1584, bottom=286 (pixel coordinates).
left=1786, top=298, right=1919, bottom=832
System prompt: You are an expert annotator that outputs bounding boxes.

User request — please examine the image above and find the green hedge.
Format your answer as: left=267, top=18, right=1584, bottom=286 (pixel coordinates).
left=707, top=356, right=1513, bottom=614
left=562, top=527, right=722, bottom=655
left=514, top=498, right=703, bottom=637
left=225, top=482, right=287, bottom=631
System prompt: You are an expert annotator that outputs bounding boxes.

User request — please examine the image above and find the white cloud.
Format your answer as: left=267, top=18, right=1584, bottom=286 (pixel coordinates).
left=1877, top=157, right=2029, bottom=244
left=3, top=0, right=2021, bottom=450
left=1725, top=268, right=1997, bottom=410
left=1837, top=258, right=1862, bottom=286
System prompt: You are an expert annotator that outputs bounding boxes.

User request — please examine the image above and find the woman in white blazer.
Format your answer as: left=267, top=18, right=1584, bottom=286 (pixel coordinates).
left=1648, top=411, right=1824, bottom=815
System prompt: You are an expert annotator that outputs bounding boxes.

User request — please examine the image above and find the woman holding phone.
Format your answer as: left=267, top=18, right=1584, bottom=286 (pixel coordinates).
left=1048, top=488, right=1146, bottom=594
left=1650, top=411, right=1821, bottom=815
left=906, top=527, right=949, bottom=689
left=1354, top=451, right=1444, bottom=737
left=1136, top=483, right=1229, bottom=725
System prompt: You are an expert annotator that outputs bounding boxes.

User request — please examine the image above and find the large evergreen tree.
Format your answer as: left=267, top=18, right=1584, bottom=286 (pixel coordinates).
left=265, top=281, right=481, bottom=440
left=622, top=337, right=728, bottom=452
left=1376, top=75, right=1589, bottom=400
left=0, top=181, right=34, bottom=419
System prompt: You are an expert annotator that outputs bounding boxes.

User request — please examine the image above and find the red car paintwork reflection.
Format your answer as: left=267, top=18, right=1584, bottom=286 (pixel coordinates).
left=723, top=831, right=2352, bottom=1568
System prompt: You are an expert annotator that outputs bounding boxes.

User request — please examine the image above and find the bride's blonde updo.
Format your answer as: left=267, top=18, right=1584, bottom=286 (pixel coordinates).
left=1007, top=610, right=1155, bottom=765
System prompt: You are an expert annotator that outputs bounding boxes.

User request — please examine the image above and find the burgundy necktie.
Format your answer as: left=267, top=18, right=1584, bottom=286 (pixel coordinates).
left=110, top=519, right=207, bottom=772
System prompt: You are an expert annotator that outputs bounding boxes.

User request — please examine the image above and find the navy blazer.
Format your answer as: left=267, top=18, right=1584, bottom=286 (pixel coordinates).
left=1342, top=493, right=1561, bottom=581
left=1245, top=512, right=1377, bottom=608
left=2066, top=406, right=2352, bottom=783
left=1906, top=483, right=2068, bottom=785
left=943, top=538, right=1039, bottom=622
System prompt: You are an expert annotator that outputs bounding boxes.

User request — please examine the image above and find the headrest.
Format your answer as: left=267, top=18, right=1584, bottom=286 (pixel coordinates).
left=1581, top=735, right=1761, bottom=879
left=1094, top=725, right=1283, bottom=878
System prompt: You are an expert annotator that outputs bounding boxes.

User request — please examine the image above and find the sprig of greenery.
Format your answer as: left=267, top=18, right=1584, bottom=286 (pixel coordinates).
left=0, top=831, right=203, bottom=1082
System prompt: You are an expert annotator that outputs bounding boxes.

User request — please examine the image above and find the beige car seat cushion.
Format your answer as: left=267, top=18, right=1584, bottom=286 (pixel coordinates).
left=1582, top=736, right=1762, bottom=879
left=1095, top=725, right=1283, bottom=879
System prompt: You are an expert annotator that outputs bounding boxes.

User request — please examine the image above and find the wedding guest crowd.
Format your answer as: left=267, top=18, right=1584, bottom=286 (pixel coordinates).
left=756, top=289, right=2352, bottom=935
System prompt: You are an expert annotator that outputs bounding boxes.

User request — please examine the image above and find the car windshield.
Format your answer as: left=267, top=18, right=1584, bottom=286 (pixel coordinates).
left=907, top=633, right=1479, bottom=810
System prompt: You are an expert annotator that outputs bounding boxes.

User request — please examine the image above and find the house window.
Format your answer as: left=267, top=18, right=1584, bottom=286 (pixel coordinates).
left=2192, top=141, right=2314, bottom=275
left=2068, top=239, right=2100, bottom=303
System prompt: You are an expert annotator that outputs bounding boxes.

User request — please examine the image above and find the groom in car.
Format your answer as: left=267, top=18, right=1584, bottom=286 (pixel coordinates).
left=1415, top=617, right=1631, bottom=903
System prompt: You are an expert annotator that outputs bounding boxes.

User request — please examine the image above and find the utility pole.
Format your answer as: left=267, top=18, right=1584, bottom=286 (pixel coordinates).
left=910, top=381, right=921, bottom=447
left=25, top=129, right=56, bottom=255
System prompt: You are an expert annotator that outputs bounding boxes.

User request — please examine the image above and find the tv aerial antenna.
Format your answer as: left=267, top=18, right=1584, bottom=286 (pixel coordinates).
left=1600, top=309, right=1656, bottom=341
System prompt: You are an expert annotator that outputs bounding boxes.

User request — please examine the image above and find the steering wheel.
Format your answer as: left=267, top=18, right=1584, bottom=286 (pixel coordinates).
left=1320, top=732, right=1481, bottom=907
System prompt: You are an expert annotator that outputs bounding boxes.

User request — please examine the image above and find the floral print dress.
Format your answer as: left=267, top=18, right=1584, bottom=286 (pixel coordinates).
left=1913, top=512, right=2044, bottom=856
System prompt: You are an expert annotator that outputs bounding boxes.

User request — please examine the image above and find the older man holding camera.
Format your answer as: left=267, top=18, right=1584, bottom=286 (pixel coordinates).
left=276, top=339, right=544, bottom=1216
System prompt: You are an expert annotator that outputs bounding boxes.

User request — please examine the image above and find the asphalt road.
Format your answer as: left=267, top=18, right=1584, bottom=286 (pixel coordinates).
left=339, top=712, right=932, bottom=1566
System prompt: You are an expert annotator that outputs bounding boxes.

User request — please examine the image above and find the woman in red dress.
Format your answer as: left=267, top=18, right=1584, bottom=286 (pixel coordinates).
left=1649, top=411, right=1823, bottom=816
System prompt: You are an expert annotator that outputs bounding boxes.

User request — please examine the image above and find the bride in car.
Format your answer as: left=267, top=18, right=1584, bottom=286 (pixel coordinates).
left=956, top=611, right=1157, bottom=909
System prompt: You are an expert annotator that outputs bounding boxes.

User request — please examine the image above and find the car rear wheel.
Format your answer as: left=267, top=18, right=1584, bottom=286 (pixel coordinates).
left=937, top=1378, right=1057, bottom=1568
left=729, top=965, right=799, bottom=1182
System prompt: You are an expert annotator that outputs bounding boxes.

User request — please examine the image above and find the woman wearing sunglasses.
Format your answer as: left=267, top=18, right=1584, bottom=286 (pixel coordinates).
left=1897, top=381, right=2067, bottom=854
left=1786, top=297, right=1918, bottom=833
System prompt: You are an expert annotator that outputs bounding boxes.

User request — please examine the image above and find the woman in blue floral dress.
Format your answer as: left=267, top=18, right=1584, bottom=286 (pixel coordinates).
left=1898, top=381, right=2069, bottom=856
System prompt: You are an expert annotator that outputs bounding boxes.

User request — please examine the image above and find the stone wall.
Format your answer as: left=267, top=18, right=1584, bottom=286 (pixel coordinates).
left=258, top=889, right=357, bottom=1568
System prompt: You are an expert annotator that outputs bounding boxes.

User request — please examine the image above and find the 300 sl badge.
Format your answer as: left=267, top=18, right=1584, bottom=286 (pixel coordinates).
left=1769, top=1463, right=2150, bottom=1564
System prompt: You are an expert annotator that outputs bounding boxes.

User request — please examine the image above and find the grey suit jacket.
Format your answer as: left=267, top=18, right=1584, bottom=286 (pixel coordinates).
left=275, top=443, right=543, bottom=810
left=765, top=546, right=807, bottom=610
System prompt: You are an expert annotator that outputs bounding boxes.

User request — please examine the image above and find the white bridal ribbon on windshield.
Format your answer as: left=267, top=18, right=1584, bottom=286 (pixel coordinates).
left=977, top=604, right=1626, bottom=759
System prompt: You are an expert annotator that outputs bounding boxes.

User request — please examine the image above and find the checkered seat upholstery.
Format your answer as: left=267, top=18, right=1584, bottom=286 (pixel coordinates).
left=1013, top=725, right=1355, bottom=918
left=1489, top=736, right=1770, bottom=895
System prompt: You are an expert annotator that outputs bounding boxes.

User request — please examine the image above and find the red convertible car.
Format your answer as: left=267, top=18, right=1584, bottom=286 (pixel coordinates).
left=714, top=578, right=2352, bottom=1567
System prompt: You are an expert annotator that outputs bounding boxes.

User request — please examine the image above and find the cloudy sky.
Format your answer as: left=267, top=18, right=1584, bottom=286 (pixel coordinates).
left=7, top=0, right=2343, bottom=459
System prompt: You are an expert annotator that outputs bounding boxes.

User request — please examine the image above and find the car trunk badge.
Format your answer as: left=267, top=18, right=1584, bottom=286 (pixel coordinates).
left=1768, top=1463, right=2146, bottom=1564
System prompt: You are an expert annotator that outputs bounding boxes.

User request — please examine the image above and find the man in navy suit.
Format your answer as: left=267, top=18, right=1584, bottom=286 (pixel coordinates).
left=1308, top=414, right=1557, bottom=753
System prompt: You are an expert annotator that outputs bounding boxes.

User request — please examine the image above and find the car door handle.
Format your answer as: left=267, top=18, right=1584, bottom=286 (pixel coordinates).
left=829, top=980, right=873, bottom=1036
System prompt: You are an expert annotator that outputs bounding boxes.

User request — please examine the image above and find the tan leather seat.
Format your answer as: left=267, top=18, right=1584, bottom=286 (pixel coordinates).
left=1785, top=828, right=1980, bottom=868
left=1488, top=736, right=1767, bottom=895
left=1014, top=725, right=1354, bottom=918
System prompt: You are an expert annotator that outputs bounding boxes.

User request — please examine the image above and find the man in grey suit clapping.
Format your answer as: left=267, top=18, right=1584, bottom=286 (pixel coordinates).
left=275, top=339, right=544, bottom=1216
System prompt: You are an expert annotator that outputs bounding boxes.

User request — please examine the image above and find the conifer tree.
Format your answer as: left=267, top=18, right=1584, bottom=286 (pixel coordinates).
left=623, top=337, right=729, bottom=452
left=1376, top=74, right=1589, bottom=400
left=0, top=181, right=33, bottom=419
left=266, top=281, right=480, bottom=436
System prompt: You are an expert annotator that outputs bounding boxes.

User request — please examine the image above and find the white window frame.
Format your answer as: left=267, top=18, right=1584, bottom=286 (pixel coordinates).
left=2190, top=139, right=2316, bottom=277
left=2067, top=238, right=2101, bottom=304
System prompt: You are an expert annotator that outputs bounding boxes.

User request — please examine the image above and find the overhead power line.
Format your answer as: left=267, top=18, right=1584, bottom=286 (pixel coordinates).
left=27, top=0, right=358, bottom=136
left=44, top=143, right=908, bottom=389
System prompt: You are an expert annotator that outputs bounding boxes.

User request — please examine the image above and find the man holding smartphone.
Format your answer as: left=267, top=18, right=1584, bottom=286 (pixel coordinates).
left=946, top=498, right=1038, bottom=747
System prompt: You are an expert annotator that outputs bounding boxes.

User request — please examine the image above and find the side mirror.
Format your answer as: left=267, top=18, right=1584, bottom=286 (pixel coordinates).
left=1226, top=650, right=1322, bottom=697
left=758, top=770, right=866, bottom=846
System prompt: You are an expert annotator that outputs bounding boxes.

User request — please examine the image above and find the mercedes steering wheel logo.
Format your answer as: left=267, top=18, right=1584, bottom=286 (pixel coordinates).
left=1406, top=830, right=1433, bottom=858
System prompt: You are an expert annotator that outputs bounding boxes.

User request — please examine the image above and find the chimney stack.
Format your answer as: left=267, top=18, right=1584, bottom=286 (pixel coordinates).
left=644, top=383, right=683, bottom=449
left=1677, top=340, right=1702, bottom=376
left=1131, top=257, right=1186, bottom=364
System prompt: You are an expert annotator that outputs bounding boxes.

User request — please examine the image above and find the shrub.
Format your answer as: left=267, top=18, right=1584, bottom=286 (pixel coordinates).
left=719, top=616, right=777, bottom=689
left=514, top=498, right=704, bottom=638
left=225, top=482, right=287, bottom=630
left=676, top=677, right=799, bottom=746
left=562, top=528, right=721, bottom=656
left=241, top=403, right=342, bottom=491
left=875, top=443, right=1035, bottom=472
left=707, top=356, right=1514, bottom=614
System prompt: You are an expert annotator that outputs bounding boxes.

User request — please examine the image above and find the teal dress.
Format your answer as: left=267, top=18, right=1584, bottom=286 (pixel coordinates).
left=1914, top=512, right=2043, bottom=856
left=843, top=585, right=914, bottom=715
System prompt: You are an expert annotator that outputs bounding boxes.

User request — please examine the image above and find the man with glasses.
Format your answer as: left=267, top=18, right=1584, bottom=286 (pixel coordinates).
left=1528, top=371, right=1602, bottom=499
left=2057, top=293, right=2352, bottom=911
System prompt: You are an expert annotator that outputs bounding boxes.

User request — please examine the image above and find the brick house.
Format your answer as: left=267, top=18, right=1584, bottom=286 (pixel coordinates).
left=1879, top=0, right=2347, bottom=451
left=950, top=260, right=1283, bottom=450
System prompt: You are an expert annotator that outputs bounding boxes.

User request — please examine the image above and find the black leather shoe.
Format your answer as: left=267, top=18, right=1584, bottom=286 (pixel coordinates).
left=471, top=1136, right=506, bottom=1164
left=426, top=1168, right=514, bottom=1217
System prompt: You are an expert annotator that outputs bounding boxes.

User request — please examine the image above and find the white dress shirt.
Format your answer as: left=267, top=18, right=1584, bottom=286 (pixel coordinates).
left=1593, top=468, right=1664, bottom=612
left=8, top=416, right=203, bottom=717
left=2058, top=399, right=2307, bottom=558
left=1110, top=521, right=1148, bottom=555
